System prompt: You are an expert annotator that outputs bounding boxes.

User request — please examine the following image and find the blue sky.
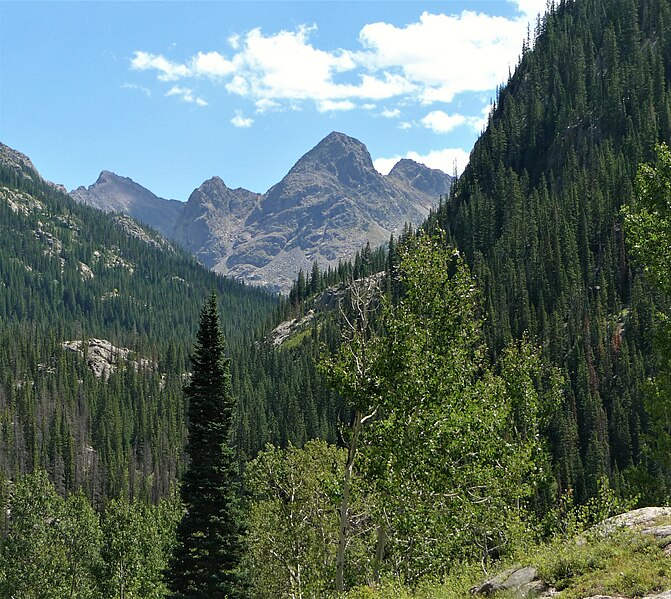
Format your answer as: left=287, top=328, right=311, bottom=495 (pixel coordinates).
left=1, top=1, right=545, bottom=201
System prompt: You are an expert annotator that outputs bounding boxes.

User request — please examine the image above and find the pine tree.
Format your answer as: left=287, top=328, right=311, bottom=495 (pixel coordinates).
left=168, top=293, right=246, bottom=598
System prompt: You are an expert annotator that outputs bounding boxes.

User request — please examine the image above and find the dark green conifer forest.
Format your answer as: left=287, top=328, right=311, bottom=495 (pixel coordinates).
left=2, top=0, right=671, bottom=595
left=433, top=0, right=671, bottom=503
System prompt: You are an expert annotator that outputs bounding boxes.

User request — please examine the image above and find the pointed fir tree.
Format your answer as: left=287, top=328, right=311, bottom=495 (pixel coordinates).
left=168, top=293, right=246, bottom=599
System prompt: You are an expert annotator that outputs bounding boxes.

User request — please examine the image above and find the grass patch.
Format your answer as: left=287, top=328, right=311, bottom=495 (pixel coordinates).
left=343, top=528, right=671, bottom=598
left=281, top=327, right=313, bottom=350
left=534, top=530, right=670, bottom=598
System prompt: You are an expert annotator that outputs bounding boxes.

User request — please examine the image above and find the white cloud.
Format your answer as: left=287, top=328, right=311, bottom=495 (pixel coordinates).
left=231, top=109, right=254, bottom=128
left=381, top=108, right=400, bottom=118
left=357, top=10, right=530, bottom=104
left=512, top=0, right=548, bottom=19
left=165, top=86, right=208, bottom=106
left=420, top=110, right=466, bottom=133
left=130, top=5, right=543, bottom=111
left=190, top=51, right=236, bottom=78
left=254, top=98, right=281, bottom=113
left=121, top=82, right=151, bottom=97
left=317, top=100, right=356, bottom=112
left=374, top=147, right=470, bottom=177
left=131, top=51, right=191, bottom=81
left=399, top=121, right=413, bottom=130
left=228, top=33, right=241, bottom=50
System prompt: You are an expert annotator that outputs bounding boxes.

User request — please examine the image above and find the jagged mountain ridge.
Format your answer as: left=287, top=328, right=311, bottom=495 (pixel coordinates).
left=71, top=132, right=452, bottom=293
left=71, top=170, right=183, bottom=238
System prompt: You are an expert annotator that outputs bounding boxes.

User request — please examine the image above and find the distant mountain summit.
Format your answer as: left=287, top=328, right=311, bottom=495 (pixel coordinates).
left=71, top=171, right=182, bottom=238
left=221, top=131, right=449, bottom=291
left=387, top=158, right=452, bottom=198
left=171, top=176, right=261, bottom=269
left=0, top=142, right=68, bottom=194
left=70, top=132, right=452, bottom=292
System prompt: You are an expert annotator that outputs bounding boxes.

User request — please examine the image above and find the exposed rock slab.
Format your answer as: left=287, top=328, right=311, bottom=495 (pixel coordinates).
left=112, top=214, right=174, bottom=252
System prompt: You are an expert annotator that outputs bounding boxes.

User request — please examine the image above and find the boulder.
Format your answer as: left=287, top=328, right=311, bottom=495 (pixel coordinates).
left=471, top=566, right=547, bottom=597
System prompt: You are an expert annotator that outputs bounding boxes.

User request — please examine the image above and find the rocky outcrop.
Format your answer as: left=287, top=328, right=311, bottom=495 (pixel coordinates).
left=71, top=170, right=183, bottom=238
left=387, top=158, right=452, bottom=198
left=62, top=338, right=154, bottom=379
left=112, top=214, right=174, bottom=252
left=0, top=142, right=67, bottom=194
left=471, top=566, right=547, bottom=597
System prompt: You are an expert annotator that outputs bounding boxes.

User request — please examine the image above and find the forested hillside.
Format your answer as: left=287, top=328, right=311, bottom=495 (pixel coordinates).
left=0, top=150, right=279, bottom=501
left=432, top=0, right=671, bottom=503
left=3, top=0, right=671, bottom=595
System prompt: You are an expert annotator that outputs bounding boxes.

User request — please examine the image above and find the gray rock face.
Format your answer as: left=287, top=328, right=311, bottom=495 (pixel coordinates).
left=171, top=176, right=261, bottom=270
left=62, top=338, right=154, bottom=379
left=71, top=171, right=183, bottom=238
left=0, top=142, right=67, bottom=194
left=471, top=566, right=547, bottom=597
left=387, top=158, right=452, bottom=198
left=185, top=132, right=451, bottom=292
left=69, top=132, right=452, bottom=293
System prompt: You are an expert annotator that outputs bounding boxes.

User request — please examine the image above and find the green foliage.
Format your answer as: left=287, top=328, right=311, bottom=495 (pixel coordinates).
left=535, top=530, right=670, bottom=598
left=0, top=161, right=279, bottom=502
left=361, top=232, right=557, bottom=580
left=244, top=441, right=358, bottom=598
left=168, top=294, right=246, bottom=599
left=0, top=470, right=71, bottom=597
left=623, top=143, right=671, bottom=495
left=0, top=470, right=179, bottom=598
left=624, top=143, right=671, bottom=297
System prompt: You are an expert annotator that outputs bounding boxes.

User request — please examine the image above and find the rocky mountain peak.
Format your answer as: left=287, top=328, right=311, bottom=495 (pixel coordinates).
left=71, top=171, right=183, bottom=238
left=192, top=176, right=227, bottom=198
left=0, top=142, right=40, bottom=176
left=67, top=132, right=451, bottom=293
left=387, top=158, right=453, bottom=197
left=0, top=142, right=67, bottom=193
left=284, top=131, right=377, bottom=187
left=94, top=170, right=126, bottom=186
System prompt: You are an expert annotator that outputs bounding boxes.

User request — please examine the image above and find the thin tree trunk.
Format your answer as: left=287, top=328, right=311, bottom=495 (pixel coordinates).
left=336, top=410, right=362, bottom=592
left=373, top=524, right=387, bottom=585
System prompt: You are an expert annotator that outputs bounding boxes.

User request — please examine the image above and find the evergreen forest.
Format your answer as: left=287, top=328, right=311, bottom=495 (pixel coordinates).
left=2, top=0, right=671, bottom=596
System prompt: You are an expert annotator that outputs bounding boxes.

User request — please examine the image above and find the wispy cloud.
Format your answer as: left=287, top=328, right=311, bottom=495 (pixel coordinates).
left=121, top=82, right=152, bottom=97
left=231, top=109, right=253, bottom=128
left=131, top=51, right=191, bottom=81
left=317, top=100, right=356, bottom=112
left=420, top=111, right=466, bottom=134
left=165, top=86, right=208, bottom=106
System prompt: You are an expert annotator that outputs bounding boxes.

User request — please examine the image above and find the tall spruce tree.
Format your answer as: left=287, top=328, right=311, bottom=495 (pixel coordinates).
left=168, top=293, right=246, bottom=598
